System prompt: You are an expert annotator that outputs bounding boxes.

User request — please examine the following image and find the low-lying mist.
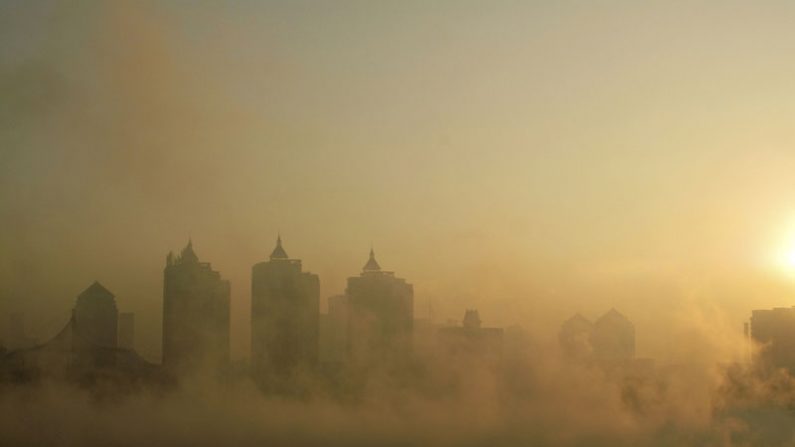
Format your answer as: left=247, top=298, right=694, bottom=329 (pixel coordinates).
left=3, top=314, right=795, bottom=447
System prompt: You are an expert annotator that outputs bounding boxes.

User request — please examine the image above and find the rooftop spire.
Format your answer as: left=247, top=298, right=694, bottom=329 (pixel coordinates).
left=362, top=247, right=381, bottom=272
left=181, top=237, right=198, bottom=263
left=270, top=234, right=289, bottom=260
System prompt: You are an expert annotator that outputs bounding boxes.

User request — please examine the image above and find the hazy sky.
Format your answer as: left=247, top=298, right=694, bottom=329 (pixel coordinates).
left=3, top=1, right=795, bottom=361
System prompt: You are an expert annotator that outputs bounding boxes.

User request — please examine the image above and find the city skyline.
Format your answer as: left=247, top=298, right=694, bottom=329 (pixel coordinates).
left=0, top=230, right=782, bottom=365
left=5, top=2, right=795, bottom=369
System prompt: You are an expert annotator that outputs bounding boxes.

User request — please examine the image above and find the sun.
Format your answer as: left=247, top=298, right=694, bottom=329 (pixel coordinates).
left=780, top=248, right=795, bottom=272
left=773, top=227, right=795, bottom=275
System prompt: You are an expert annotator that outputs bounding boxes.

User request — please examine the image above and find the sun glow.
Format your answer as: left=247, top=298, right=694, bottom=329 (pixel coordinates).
left=773, top=226, right=795, bottom=275
left=779, top=249, right=795, bottom=272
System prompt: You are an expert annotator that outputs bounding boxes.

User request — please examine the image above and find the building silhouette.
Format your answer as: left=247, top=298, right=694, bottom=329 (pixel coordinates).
left=590, top=308, right=635, bottom=367
left=73, top=281, right=118, bottom=348
left=438, top=309, right=503, bottom=365
left=0, top=282, right=161, bottom=385
left=346, top=249, right=413, bottom=368
left=559, top=309, right=637, bottom=370
left=749, top=307, right=795, bottom=375
left=162, top=239, right=230, bottom=373
left=251, top=236, right=319, bottom=380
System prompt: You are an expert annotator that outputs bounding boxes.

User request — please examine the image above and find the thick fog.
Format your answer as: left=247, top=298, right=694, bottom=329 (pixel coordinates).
left=2, top=317, right=795, bottom=446
left=3, top=1, right=795, bottom=445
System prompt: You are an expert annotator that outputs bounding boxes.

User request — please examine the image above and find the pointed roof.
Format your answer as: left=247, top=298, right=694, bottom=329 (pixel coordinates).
left=362, top=247, right=381, bottom=272
left=75, top=281, right=117, bottom=314
left=79, top=281, right=115, bottom=299
left=181, top=238, right=198, bottom=263
left=270, top=234, right=289, bottom=260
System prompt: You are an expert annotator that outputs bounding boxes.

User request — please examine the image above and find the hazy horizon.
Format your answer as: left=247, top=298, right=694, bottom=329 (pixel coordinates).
left=3, top=0, right=795, bottom=366
left=7, top=2, right=795, bottom=446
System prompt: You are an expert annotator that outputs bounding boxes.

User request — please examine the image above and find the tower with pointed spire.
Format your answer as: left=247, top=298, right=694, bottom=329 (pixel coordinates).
left=269, top=234, right=289, bottom=260
left=345, top=248, right=414, bottom=368
left=362, top=248, right=380, bottom=272
left=251, top=235, right=319, bottom=382
left=162, top=239, right=231, bottom=373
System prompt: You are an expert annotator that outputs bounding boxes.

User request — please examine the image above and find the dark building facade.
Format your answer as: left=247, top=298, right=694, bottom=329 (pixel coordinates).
left=346, top=249, right=413, bottom=368
left=162, top=240, right=231, bottom=373
left=251, top=236, right=319, bottom=379
left=0, top=282, right=162, bottom=386
left=73, top=281, right=119, bottom=348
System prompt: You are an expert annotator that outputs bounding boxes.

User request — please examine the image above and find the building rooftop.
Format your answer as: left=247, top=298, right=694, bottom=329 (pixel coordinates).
left=270, top=235, right=289, bottom=260
left=362, top=248, right=381, bottom=272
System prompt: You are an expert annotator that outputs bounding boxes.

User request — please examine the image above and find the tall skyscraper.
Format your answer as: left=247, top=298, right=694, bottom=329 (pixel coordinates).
left=162, top=239, right=231, bottom=373
left=346, top=249, right=414, bottom=368
left=251, top=236, right=319, bottom=379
